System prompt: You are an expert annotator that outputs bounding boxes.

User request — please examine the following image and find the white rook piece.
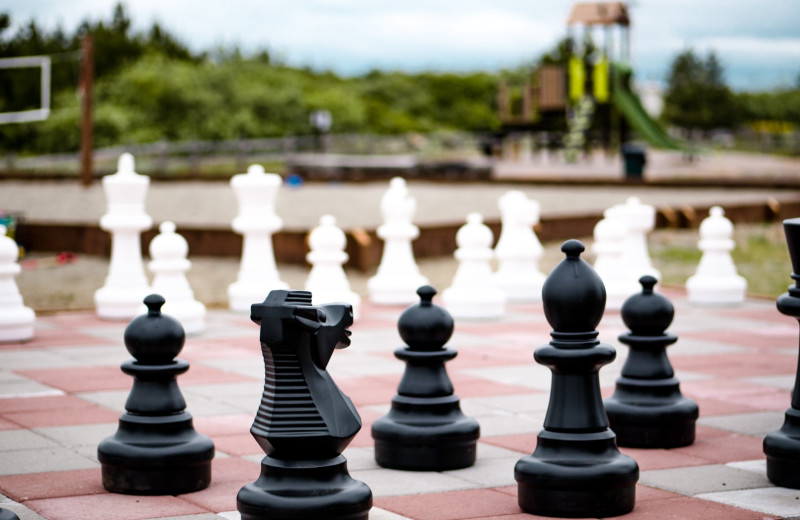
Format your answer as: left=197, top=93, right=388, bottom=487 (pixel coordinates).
left=606, top=196, right=661, bottom=282
left=305, top=215, right=361, bottom=320
left=368, top=177, right=428, bottom=305
left=147, top=222, right=206, bottom=334
left=494, top=190, right=545, bottom=302
left=443, top=213, right=506, bottom=320
left=0, top=225, right=35, bottom=342
left=592, top=215, right=640, bottom=310
left=228, top=164, right=288, bottom=312
left=94, top=153, right=152, bottom=319
left=686, top=206, right=747, bottom=305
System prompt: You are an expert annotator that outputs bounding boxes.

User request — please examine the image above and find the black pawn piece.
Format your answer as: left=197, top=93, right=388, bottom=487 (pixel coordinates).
left=0, top=508, right=19, bottom=520
left=515, top=240, right=638, bottom=518
left=237, top=290, right=372, bottom=520
left=372, top=285, right=480, bottom=470
left=604, top=276, right=699, bottom=448
left=98, top=294, right=214, bottom=495
left=765, top=217, right=800, bottom=488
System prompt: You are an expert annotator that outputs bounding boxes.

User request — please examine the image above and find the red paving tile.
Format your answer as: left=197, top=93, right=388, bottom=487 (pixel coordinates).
left=0, top=469, right=104, bottom=501
left=25, top=493, right=209, bottom=520
left=4, top=405, right=120, bottom=428
left=618, top=496, right=779, bottom=519
left=0, top=395, right=88, bottom=414
left=714, top=306, right=794, bottom=324
left=618, top=447, right=709, bottom=471
left=212, top=433, right=263, bottom=456
left=193, top=414, right=254, bottom=436
left=682, top=328, right=795, bottom=350
left=449, top=345, right=533, bottom=369
left=175, top=479, right=242, bottom=513
left=481, top=433, right=536, bottom=454
left=689, top=396, right=763, bottom=416
left=0, top=417, right=20, bottom=430
left=209, top=457, right=259, bottom=483
left=671, top=352, right=796, bottom=377
left=0, top=328, right=114, bottom=351
left=375, top=488, right=521, bottom=520
left=681, top=432, right=765, bottom=464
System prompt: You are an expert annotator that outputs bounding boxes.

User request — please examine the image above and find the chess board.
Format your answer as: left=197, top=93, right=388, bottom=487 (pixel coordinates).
left=0, top=288, right=797, bottom=520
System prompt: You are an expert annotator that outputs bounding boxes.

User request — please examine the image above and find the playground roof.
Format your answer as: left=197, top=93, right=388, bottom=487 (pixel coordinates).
left=567, top=2, right=630, bottom=27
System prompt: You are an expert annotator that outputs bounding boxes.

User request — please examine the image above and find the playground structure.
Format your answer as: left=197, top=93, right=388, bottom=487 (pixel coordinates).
left=497, top=1, right=680, bottom=162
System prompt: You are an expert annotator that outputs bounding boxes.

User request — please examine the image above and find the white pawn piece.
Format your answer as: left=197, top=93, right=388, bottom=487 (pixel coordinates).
left=606, top=196, right=661, bottom=281
left=592, top=216, right=640, bottom=310
left=228, top=165, right=288, bottom=312
left=147, top=222, right=206, bottom=334
left=368, top=177, right=429, bottom=305
left=494, top=191, right=546, bottom=302
left=94, top=153, right=153, bottom=319
left=443, top=213, right=506, bottom=320
left=0, top=225, right=35, bottom=342
left=686, top=206, right=747, bottom=305
left=305, top=215, right=361, bottom=320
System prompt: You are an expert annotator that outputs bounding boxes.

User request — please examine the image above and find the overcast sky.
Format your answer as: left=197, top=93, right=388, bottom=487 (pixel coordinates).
left=5, top=0, right=800, bottom=90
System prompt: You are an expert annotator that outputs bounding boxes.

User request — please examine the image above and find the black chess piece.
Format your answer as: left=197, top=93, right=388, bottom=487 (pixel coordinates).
left=372, top=285, right=480, bottom=470
left=604, top=276, right=699, bottom=448
left=237, top=290, right=372, bottom=520
left=765, top=217, right=800, bottom=488
left=515, top=240, right=639, bottom=518
left=0, top=508, right=19, bottom=520
left=97, top=294, right=214, bottom=495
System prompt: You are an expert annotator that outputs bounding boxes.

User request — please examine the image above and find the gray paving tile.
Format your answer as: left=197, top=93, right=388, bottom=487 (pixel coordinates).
left=459, top=411, right=543, bottom=437
left=727, top=459, right=767, bottom=475
left=465, top=392, right=550, bottom=414
left=746, top=374, right=795, bottom=391
left=477, top=442, right=528, bottom=459
left=442, top=456, right=518, bottom=487
left=0, top=372, right=62, bottom=398
left=668, top=338, right=750, bottom=356
left=55, top=345, right=129, bottom=366
left=142, top=515, right=228, bottom=520
left=197, top=358, right=262, bottom=380
left=0, top=430, right=60, bottom=451
left=342, top=446, right=380, bottom=471
left=327, top=352, right=403, bottom=377
left=76, top=389, right=128, bottom=412
left=0, top=447, right=98, bottom=475
left=370, top=508, right=415, bottom=520
left=639, top=464, right=772, bottom=496
left=352, top=467, right=480, bottom=497
left=0, top=350, right=86, bottom=370
left=697, top=486, right=800, bottom=518
left=34, top=422, right=117, bottom=448
left=698, top=411, right=784, bottom=436
left=461, top=365, right=551, bottom=390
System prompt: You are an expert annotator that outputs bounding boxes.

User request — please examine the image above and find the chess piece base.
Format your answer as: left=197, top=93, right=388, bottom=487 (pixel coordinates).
left=237, top=454, right=372, bottom=520
left=0, top=307, right=34, bottom=343
left=372, top=395, right=480, bottom=471
left=515, top=430, right=638, bottom=518
left=605, top=378, right=698, bottom=448
left=0, top=508, right=19, bottom=520
left=95, top=286, right=151, bottom=320
left=764, top=407, right=800, bottom=488
left=686, top=276, right=746, bottom=305
left=98, top=413, right=214, bottom=495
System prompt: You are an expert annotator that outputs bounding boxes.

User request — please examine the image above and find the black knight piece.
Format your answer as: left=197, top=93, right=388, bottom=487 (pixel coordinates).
left=514, top=240, right=638, bottom=518
left=764, top=217, right=800, bottom=488
left=604, top=276, right=699, bottom=448
left=97, top=294, right=214, bottom=495
left=372, top=285, right=480, bottom=470
left=237, top=290, right=372, bottom=520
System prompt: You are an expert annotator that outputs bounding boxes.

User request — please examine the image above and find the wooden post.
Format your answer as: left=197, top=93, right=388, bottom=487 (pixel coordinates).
left=80, top=34, right=93, bottom=187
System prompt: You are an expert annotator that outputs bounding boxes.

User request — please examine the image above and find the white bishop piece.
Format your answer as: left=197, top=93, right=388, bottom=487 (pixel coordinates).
left=0, top=225, right=35, bottom=342
left=228, top=165, right=288, bottom=312
left=368, top=177, right=428, bottom=305
left=443, top=213, right=506, bottom=320
left=592, top=215, right=640, bottom=310
left=686, top=206, right=747, bottom=305
left=494, top=191, right=545, bottom=302
left=147, top=222, right=206, bottom=334
left=94, top=153, right=153, bottom=319
left=305, top=215, right=361, bottom=320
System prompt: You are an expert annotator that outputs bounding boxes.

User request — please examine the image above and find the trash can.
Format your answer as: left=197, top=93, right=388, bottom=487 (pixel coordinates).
left=621, top=143, right=647, bottom=179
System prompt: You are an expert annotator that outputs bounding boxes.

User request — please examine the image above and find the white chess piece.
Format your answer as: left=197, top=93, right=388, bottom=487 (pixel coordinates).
left=592, top=215, right=640, bottom=310
left=368, top=177, right=428, bottom=305
left=443, top=213, right=506, bottom=320
left=228, top=164, right=288, bottom=312
left=305, top=215, right=361, bottom=320
left=147, top=222, right=206, bottom=334
left=0, top=225, right=35, bottom=342
left=686, top=206, right=747, bottom=305
left=494, top=191, right=546, bottom=302
left=94, top=153, right=152, bottom=319
left=606, top=196, right=661, bottom=281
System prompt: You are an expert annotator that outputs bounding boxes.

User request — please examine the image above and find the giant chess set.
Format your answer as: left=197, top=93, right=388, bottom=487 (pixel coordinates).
left=0, top=157, right=797, bottom=520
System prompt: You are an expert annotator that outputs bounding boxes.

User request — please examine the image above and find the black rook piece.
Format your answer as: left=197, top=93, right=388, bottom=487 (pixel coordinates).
left=604, top=276, right=699, bottom=448
left=237, top=290, right=372, bottom=520
left=514, top=240, right=638, bottom=518
left=372, top=285, right=480, bottom=470
left=764, top=217, right=800, bottom=488
left=0, top=508, right=19, bottom=520
left=97, top=294, right=214, bottom=495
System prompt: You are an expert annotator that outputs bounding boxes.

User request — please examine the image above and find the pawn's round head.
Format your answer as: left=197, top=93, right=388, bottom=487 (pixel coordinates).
left=124, top=294, right=185, bottom=364
left=398, top=285, right=454, bottom=351
left=621, top=275, right=674, bottom=335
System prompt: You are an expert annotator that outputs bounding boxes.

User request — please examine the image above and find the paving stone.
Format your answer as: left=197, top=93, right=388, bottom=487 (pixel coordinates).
left=639, top=464, right=772, bottom=496
left=697, top=486, right=800, bottom=517
left=698, top=410, right=784, bottom=436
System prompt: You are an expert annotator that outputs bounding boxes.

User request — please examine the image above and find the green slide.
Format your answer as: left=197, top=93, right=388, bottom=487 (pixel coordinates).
left=611, top=64, right=682, bottom=150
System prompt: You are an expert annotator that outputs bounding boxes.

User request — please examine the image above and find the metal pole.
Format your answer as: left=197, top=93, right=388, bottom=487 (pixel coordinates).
left=80, top=34, right=93, bottom=187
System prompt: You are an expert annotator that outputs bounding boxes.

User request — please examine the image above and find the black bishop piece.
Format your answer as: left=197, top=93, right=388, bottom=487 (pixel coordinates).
left=97, top=294, right=214, bottom=494
left=514, top=240, right=639, bottom=518
left=604, top=275, right=699, bottom=448
left=372, top=285, right=480, bottom=470
left=237, top=290, right=372, bottom=520
left=764, top=217, right=800, bottom=487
